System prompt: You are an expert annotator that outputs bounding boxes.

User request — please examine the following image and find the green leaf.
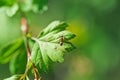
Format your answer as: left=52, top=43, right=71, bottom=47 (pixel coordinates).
left=38, top=21, right=68, bottom=37
left=19, top=0, right=33, bottom=12
left=4, top=74, right=22, bottom=80
left=20, top=0, right=48, bottom=13
left=0, top=0, right=17, bottom=7
left=0, top=0, right=18, bottom=17
left=0, top=0, right=47, bottom=17
left=5, top=3, right=19, bottom=17
left=0, top=38, right=24, bottom=64
left=31, top=21, right=76, bottom=72
left=4, top=74, right=29, bottom=80
left=9, top=46, right=27, bottom=74
left=32, top=0, right=48, bottom=13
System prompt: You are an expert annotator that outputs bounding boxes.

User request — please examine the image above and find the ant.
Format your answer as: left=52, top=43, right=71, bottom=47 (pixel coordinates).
left=55, top=35, right=65, bottom=50
left=59, top=35, right=64, bottom=46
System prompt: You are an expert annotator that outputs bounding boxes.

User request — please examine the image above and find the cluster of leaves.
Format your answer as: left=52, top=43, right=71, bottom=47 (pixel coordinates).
left=0, top=21, right=76, bottom=79
left=0, top=0, right=76, bottom=79
left=0, top=0, right=48, bottom=17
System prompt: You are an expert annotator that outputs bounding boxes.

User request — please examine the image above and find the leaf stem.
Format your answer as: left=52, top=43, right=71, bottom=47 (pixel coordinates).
left=21, top=17, right=39, bottom=80
left=31, top=37, right=39, bottom=42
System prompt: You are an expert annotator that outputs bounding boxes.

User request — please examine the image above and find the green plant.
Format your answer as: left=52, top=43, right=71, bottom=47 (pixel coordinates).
left=0, top=0, right=76, bottom=80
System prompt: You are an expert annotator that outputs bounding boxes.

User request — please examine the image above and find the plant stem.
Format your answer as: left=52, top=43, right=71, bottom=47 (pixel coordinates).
left=32, top=64, right=38, bottom=80
left=21, top=17, right=39, bottom=80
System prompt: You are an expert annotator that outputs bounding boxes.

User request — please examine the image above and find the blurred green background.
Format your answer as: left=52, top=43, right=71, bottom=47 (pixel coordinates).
left=0, top=0, right=120, bottom=80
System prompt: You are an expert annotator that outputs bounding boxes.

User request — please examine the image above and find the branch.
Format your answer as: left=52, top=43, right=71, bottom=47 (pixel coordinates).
left=21, top=17, right=39, bottom=80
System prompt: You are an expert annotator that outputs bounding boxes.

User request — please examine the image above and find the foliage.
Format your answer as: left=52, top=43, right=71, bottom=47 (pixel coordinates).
left=31, top=21, right=76, bottom=72
left=0, top=38, right=24, bottom=64
left=1, top=0, right=120, bottom=80
left=0, top=0, right=76, bottom=79
left=0, top=0, right=48, bottom=17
